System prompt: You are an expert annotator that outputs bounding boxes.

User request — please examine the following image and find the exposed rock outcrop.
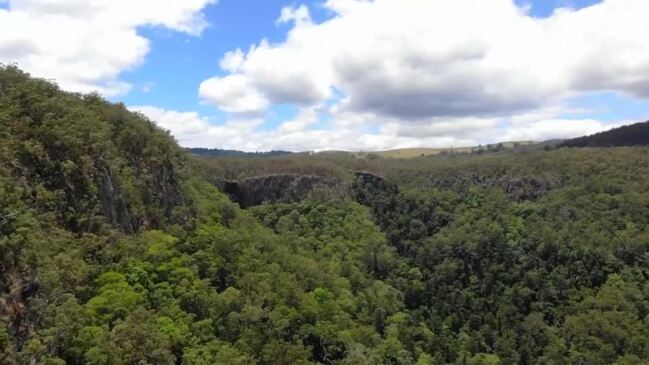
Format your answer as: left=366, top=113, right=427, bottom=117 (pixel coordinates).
left=96, top=159, right=186, bottom=232
left=98, top=161, right=135, bottom=233
left=153, top=160, right=186, bottom=222
left=212, top=174, right=352, bottom=208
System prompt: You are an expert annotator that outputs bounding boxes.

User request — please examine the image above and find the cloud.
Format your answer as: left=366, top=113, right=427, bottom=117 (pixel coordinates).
left=130, top=105, right=264, bottom=148
left=276, top=4, right=311, bottom=26
left=199, top=36, right=333, bottom=111
left=200, top=0, right=649, bottom=121
left=4, top=0, right=641, bottom=151
left=0, top=0, right=215, bottom=96
left=198, top=74, right=269, bottom=115
left=277, top=105, right=320, bottom=134
left=395, top=118, right=501, bottom=139
left=219, top=48, right=245, bottom=73
left=498, top=119, right=632, bottom=142
left=132, top=104, right=633, bottom=152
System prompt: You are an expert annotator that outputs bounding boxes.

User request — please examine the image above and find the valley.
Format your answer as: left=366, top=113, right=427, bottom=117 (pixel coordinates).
left=2, top=66, right=649, bottom=364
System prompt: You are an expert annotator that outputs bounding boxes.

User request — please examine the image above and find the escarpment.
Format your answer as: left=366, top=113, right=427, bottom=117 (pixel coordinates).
left=0, top=66, right=192, bottom=234
left=211, top=174, right=352, bottom=208
left=98, top=161, right=135, bottom=233
left=97, top=158, right=186, bottom=232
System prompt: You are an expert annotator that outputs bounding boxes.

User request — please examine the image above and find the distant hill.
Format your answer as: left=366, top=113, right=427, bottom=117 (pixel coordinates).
left=319, top=141, right=535, bottom=159
left=347, top=147, right=474, bottom=159
left=561, top=121, right=649, bottom=148
left=187, top=147, right=293, bottom=157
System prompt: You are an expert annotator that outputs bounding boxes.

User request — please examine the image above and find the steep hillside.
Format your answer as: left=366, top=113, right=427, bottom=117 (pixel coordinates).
left=0, top=66, right=413, bottom=365
left=561, top=120, right=649, bottom=147
left=5, top=65, right=649, bottom=364
left=0, top=66, right=234, bottom=362
left=0, top=65, right=198, bottom=234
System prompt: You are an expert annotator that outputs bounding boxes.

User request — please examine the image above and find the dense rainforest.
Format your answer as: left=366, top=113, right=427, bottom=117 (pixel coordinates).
left=2, top=65, right=649, bottom=365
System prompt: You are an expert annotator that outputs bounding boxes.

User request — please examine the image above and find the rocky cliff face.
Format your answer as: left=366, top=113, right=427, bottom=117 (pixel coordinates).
left=0, top=66, right=193, bottom=235
left=97, top=159, right=186, bottom=232
left=212, top=174, right=352, bottom=208
left=98, top=161, right=135, bottom=233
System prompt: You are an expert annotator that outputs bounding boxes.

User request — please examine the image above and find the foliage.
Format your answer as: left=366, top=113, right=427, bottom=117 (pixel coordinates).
left=4, top=65, right=649, bottom=364
left=188, top=147, right=293, bottom=158
left=561, top=120, right=649, bottom=148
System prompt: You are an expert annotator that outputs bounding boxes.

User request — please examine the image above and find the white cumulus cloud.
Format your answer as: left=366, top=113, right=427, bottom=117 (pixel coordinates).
left=4, top=0, right=643, bottom=151
left=0, top=0, right=216, bottom=96
left=132, top=104, right=633, bottom=152
left=198, top=0, right=649, bottom=141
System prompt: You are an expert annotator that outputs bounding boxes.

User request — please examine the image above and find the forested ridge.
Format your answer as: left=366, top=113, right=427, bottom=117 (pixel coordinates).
left=3, top=65, right=649, bottom=365
left=560, top=121, right=649, bottom=148
left=187, top=148, right=293, bottom=158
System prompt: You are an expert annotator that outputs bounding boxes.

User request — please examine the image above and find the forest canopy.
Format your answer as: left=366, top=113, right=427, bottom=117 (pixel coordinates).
left=2, top=65, right=649, bottom=364
left=560, top=120, right=649, bottom=148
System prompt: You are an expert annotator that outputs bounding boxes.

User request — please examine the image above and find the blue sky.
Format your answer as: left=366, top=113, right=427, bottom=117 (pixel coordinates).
left=515, top=0, right=601, bottom=16
left=120, top=0, right=614, bottom=121
left=2, top=0, right=649, bottom=151
left=116, top=0, right=351, bottom=126
left=119, top=1, right=294, bottom=113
